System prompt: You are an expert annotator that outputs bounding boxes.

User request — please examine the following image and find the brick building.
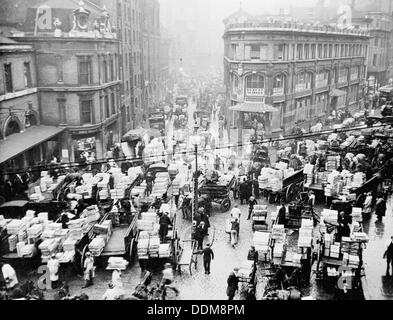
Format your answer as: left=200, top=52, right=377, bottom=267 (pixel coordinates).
left=223, top=9, right=370, bottom=141
left=0, top=36, right=65, bottom=176
left=9, top=0, right=121, bottom=163
left=141, top=0, right=160, bottom=112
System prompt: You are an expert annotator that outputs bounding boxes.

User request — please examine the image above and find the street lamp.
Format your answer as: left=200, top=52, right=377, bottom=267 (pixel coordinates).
left=189, top=131, right=201, bottom=227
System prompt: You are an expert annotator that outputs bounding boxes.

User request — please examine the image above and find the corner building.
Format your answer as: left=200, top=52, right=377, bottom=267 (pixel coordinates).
left=223, top=10, right=370, bottom=136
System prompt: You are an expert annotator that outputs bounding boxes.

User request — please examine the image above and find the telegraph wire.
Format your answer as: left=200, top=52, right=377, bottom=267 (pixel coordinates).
left=0, top=122, right=390, bottom=176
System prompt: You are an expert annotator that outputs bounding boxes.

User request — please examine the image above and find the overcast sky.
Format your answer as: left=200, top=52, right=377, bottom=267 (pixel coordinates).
left=209, top=0, right=321, bottom=19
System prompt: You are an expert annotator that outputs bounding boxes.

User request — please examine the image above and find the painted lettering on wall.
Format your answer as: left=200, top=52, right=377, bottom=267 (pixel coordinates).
left=36, top=5, right=52, bottom=31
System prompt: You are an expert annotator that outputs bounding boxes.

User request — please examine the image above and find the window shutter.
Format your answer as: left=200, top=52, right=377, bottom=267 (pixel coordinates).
left=245, top=45, right=251, bottom=60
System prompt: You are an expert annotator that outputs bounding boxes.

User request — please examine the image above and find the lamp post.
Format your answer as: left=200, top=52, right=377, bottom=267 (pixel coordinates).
left=190, top=129, right=201, bottom=227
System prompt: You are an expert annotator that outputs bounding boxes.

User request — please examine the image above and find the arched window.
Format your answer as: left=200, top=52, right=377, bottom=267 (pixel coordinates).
left=273, top=74, right=286, bottom=95
left=245, top=74, right=265, bottom=96
left=295, top=72, right=313, bottom=92
left=5, top=120, right=21, bottom=137
left=316, top=70, right=329, bottom=88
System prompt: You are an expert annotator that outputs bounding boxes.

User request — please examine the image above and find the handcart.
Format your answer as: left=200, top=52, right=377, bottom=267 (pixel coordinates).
left=177, top=239, right=198, bottom=275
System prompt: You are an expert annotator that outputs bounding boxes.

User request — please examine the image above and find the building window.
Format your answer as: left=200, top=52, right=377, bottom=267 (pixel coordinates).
left=311, top=44, right=316, bottom=59
left=338, top=68, right=348, bottom=83
left=373, top=54, right=378, bottom=67
left=335, top=44, right=339, bottom=57
left=318, top=44, right=322, bottom=58
left=105, top=95, right=110, bottom=118
left=81, top=98, right=93, bottom=124
left=329, top=44, right=333, bottom=58
left=4, top=63, right=13, bottom=93
left=296, top=44, right=303, bottom=60
left=231, top=43, right=238, bottom=60
left=295, top=72, right=312, bottom=92
left=273, top=74, right=285, bottom=95
left=245, top=74, right=265, bottom=96
left=349, top=85, right=358, bottom=103
left=341, top=44, right=344, bottom=57
left=374, top=37, right=379, bottom=46
left=350, top=66, right=359, bottom=81
left=24, top=62, right=32, bottom=88
left=109, top=56, right=114, bottom=82
left=323, top=44, right=328, bottom=58
left=275, top=44, right=285, bottom=60
left=103, top=60, right=108, bottom=83
left=111, top=92, right=116, bottom=115
left=250, top=45, right=260, bottom=60
left=295, top=96, right=311, bottom=122
left=79, top=57, right=92, bottom=85
left=304, top=44, right=309, bottom=59
left=316, top=71, right=329, bottom=88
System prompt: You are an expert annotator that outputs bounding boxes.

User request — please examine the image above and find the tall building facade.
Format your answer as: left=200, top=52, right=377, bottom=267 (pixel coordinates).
left=0, top=37, right=66, bottom=176
left=141, top=0, right=160, bottom=111
left=7, top=0, right=121, bottom=163
left=223, top=9, right=370, bottom=137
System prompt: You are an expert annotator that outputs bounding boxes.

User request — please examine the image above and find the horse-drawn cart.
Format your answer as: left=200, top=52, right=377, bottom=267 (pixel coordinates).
left=268, top=169, right=305, bottom=204
left=198, top=174, right=236, bottom=212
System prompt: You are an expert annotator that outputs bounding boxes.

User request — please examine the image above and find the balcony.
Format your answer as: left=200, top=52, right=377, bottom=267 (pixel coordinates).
left=246, top=87, right=265, bottom=96
left=273, top=87, right=284, bottom=96
left=295, top=83, right=310, bottom=92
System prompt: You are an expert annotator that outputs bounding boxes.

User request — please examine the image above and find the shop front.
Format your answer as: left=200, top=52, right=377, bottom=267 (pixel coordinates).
left=0, top=125, right=65, bottom=179
left=229, top=101, right=278, bottom=155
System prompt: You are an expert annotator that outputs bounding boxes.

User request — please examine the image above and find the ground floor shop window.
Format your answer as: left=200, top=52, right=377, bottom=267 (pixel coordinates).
left=73, top=137, right=96, bottom=163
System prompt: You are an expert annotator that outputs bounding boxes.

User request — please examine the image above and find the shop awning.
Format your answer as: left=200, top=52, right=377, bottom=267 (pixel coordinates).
left=0, top=125, right=65, bottom=164
left=229, top=102, right=278, bottom=113
left=330, top=89, right=346, bottom=97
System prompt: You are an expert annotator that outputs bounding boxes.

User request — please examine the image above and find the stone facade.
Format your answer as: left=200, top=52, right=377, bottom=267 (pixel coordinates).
left=223, top=15, right=370, bottom=135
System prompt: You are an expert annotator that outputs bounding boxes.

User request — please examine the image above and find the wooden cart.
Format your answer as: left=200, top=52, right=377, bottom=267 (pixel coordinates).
left=268, top=169, right=305, bottom=204
left=177, top=239, right=198, bottom=275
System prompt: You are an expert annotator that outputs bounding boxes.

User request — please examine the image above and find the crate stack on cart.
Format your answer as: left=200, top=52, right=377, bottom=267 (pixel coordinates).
left=297, top=219, right=313, bottom=258
left=271, top=224, right=286, bottom=264
left=252, top=205, right=268, bottom=231
left=286, top=203, right=302, bottom=228
left=253, top=231, right=271, bottom=262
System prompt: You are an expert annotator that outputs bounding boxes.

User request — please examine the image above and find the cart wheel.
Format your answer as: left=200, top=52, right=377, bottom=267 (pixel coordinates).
left=286, top=183, right=299, bottom=203
left=221, top=198, right=231, bottom=212
left=80, top=245, right=89, bottom=271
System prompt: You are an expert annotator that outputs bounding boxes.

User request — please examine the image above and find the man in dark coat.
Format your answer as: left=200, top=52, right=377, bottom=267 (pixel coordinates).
left=247, top=246, right=259, bottom=266
left=226, top=270, right=239, bottom=300
left=278, top=204, right=286, bottom=225
left=384, top=236, right=393, bottom=276
left=159, top=212, right=173, bottom=243
left=108, top=173, right=115, bottom=190
left=239, top=179, right=249, bottom=205
left=376, top=195, right=387, bottom=222
left=247, top=196, right=258, bottom=220
left=199, top=243, right=214, bottom=274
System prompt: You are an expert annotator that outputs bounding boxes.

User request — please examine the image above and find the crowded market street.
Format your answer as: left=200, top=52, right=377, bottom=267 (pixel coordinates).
left=3, top=0, right=393, bottom=303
